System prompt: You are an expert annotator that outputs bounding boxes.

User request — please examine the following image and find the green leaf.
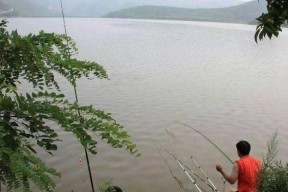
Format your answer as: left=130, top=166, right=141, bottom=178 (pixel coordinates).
left=255, top=28, right=261, bottom=43
left=0, top=19, right=139, bottom=192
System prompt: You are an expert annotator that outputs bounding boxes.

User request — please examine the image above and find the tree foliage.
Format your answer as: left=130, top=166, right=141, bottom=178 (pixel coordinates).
left=256, top=132, right=288, bottom=192
left=255, top=0, right=288, bottom=42
left=0, top=19, right=138, bottom=191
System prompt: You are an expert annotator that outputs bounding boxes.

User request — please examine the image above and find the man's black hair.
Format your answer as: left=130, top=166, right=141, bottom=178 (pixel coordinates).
left=236, top=140, right=251, bottom=155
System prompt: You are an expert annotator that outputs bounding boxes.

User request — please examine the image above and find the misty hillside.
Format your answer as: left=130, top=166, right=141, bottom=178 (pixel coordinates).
left=0, top=2, right=10, bottom=11
left=71, top=0, right=243, bottom=17
left=103, top=0, right=267, bottom=24
left=0, top=0, right=266, bottom=24
left=0, top=0, right=243, bottom=17
left=0, top=2, right=18, bottom=16
left=1, top=0, right=60, bottom=17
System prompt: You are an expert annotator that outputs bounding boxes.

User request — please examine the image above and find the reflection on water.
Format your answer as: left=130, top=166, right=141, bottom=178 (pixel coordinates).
left=5, top=18, right=288, bottom=192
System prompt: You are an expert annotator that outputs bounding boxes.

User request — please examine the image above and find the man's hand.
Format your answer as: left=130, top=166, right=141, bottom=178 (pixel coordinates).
left=216, top=163, right=239, bottom=184
left=216, top=164, right=223, bottom=173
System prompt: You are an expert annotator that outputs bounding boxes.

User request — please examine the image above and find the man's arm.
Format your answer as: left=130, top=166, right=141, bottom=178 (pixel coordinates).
left=216, top=163, right=239, bottom=184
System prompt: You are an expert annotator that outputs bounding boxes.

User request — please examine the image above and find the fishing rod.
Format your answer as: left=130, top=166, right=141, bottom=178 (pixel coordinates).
left=166, top=135, right=217, bottom=192
left=153, top=140, right=186, bottom=190
left=155, top=140, right=212, bottom=191
left=182, top=162, right=217, bottom=191
left=59, top=0, right=95, bottom=191
left=190, top=156, right=218, bottom=191
left=165, top=129, right=216, bottom=192
left=166, top=122, right=234, bottom=164
left=177, top=160, right=202, bottom=192
left=154, top=141, right=218, bottom=192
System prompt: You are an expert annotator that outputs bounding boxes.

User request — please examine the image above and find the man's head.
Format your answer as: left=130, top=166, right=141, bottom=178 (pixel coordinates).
left=236, top=140, right=251, bottom=156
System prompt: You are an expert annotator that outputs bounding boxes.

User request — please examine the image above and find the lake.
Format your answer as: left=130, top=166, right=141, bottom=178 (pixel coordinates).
left=5, top=18, right=288, bottom=192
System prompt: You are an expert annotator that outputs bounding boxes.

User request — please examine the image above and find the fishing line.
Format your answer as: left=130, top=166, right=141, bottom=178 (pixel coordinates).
left=177, top=160, right=203, bottom=192
left=183, top=163, right=216, bottom=191
left=166, top=129, right=193, bottom=191
left=190, top=156, right=218, bottom=191
left=154, top=141, right=219, bottom=192
left=153, top=140, right=186, bottom=190
left=167, top=129, right=203, bottom=192
left=59, top=0, right=95, bottom=191
left=166, top=122, right=233, bottom=164
left=166, top=122, right=230, bottom=191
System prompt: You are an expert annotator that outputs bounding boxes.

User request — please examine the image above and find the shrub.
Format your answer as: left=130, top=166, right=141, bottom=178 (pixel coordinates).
left=256, top=132, right=288, bottom=192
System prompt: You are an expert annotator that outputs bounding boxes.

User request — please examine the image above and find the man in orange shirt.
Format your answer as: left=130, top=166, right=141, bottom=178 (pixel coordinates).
left=216, top=140, right=261, bottom=192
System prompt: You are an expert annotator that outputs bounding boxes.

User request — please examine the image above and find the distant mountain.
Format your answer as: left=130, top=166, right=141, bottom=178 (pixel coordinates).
left=0, top=2, right=10, bottom=11
left=103, top=0, right=267, bottom=24
left=0, top=0, right=264, bottom=22
left=1, top=0, right=243, bottom=18
left=25, top=0, right=82, bottom=14
left=0, top=2, right=18, bottom=17
left=71, top=0, right=243, bottom=17
left=1, top=0, right=60, bottom=17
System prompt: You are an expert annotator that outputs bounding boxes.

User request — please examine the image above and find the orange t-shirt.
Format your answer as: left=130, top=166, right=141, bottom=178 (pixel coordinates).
left=236, top=155, right=261, bottom=192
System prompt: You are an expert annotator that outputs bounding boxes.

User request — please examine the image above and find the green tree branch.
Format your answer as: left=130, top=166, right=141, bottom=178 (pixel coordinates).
left=255, top=0, right=288, bottom=42
left=0, top=19, right=139, bottom=191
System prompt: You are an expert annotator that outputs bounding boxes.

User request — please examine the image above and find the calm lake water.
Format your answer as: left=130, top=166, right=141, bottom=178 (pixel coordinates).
left=5, top=18, right=288, bottom=192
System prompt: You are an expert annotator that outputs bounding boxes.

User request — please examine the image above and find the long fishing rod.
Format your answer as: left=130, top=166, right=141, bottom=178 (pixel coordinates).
left=59, top=0, right=95, bottom=191
left=166, top=122, right=234, bottom=164
left=154, top=142, right=215, bottom=192
left=182, top=162, right=217, bottom=191
left=155, top=140, right=210, bottom=191
left=165, top=128, right=215, bottom=191
left=177, top=160, right=203, bottom=192
left=190, top=156, right=218, bottom=191
left=153, top=140, right=186, bottom=190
